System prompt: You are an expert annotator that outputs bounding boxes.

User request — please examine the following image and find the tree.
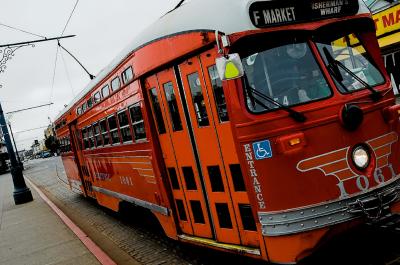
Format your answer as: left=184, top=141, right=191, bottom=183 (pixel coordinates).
left=45, top=135, right=59, bottom=154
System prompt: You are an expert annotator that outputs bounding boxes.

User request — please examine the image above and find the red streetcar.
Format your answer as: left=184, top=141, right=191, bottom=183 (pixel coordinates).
left=55, top=0, right=400, bottom=263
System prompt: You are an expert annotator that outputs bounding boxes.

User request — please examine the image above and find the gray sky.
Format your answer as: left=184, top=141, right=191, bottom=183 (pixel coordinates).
left=0, top=0, right=180, bottom=151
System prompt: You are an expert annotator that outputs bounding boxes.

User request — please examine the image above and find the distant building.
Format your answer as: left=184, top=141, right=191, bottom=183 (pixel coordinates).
left=44, top=124, right=55, bottom=139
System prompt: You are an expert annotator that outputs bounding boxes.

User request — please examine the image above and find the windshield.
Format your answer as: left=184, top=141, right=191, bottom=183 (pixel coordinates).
left=315, top=33, right=384, bottom=93
left=242, top=41, right=331, bottom=113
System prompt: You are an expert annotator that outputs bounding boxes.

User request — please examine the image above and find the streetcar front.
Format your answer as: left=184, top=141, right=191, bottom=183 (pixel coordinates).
left=217, top=0, right=400, bottom=263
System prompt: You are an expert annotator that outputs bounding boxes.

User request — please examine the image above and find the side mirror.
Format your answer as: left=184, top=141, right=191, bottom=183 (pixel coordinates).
left=215, top=53, right=244, bottom=81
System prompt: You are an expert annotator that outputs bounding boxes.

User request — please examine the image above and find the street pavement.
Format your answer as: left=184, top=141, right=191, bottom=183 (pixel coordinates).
left=0, top=170, right=100, bottom=265
left=6, top=157, right=400, bottom=265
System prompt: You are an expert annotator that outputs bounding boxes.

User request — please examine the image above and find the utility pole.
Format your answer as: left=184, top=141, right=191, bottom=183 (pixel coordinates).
left=0, top=35, right=74, bottom=205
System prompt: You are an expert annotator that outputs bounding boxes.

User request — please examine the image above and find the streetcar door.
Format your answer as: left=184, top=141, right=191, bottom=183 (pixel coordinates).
left=69, top=122, right=95, bottom=198
left=145, top=73, right=213, bottom=238
left=146, top=49, right=259, bottom=247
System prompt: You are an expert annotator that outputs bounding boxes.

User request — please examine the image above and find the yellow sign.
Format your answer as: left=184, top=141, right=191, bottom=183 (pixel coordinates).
left=373, top=4, right=400, bottom=38
left=332, top=4, right=400, bottom=49
left=373, top=4, right=400, bottom=47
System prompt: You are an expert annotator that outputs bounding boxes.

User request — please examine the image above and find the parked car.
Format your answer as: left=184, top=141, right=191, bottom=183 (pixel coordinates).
left=41, top=151, right=51, bottom=158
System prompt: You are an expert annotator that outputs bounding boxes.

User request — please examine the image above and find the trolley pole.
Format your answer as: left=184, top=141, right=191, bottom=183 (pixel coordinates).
left=0, top=102, right=32, bottom=204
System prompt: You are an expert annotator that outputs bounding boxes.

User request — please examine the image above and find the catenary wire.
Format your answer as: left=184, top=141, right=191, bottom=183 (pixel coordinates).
left=0, top=22, right=46, bottom=39
left=61, top=0, right=80, bottom=36
left=60, top=48, right=76, bottom=97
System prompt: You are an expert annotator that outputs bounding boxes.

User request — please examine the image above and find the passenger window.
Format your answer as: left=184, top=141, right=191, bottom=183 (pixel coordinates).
left=129, top=103, right=147, bottom=141
left=82, top=128, right=89, bottom=149
left=187, top=72, right=209, bottom=127
left=77, top=107, right=82, bottom=115
left=111, top=77, right=121, bottom=91
left=121, top=66, right=134, bottom=84
left=99, top=119, right=110, bottom=145
left=87, top=98, right=93, bottom=109
left=60, top=138, right=65, bottom=153
left=82, top=103, right=87, bottom=112
left=87, top=125, right=95, bottom=148
left=118, top=110, right=132, bottom=143
left=163, top=82, right=182, bottom=131
left=208, top=65, right=229, bottom=122
left=93, top=92, right=101, bottom=103
left=107, top=115, right=120, bottom=144
left=102, top=85, right=110, bottom=98
left=149, top=88, right=166, bottom=134
left=66, top=137, right=71, bottom=152
left=93, top=122, right=102, bottom=147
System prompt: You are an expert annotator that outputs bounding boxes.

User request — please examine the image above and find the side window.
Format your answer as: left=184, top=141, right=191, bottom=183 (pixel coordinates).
left=93, top=92, right=101, bottom=103
left=122, top=66, right=134, bottom=84
left=108, top=115, right=120, bottom=144
left=102, top=85, right=110, bottom=98
left=87, top=125, right=95, bottom=148
left=111, top=77, right=121, bottom=91
left=77, top=107, right=82, bottom=115
left=129, top=103, right=147, bottom=141
left=66, top=137, right=71, bottom=152
left=82, top=128, right=89, bottom=149
left=118, top=110, right=132, bottom=143
left=99, top=119, right=110, bottom=146
left=93, top=122, right=102, bottom=147
left=87, top=98, right=93, bottom=109
left=208, top=65, right=229, bottom=122
left=60, top=138, right=65, bottom=153
left=187, top=72, right=209, bottom=127
left=82, top=102, right=87, bottom=113
left=149, top=88, right=166, bottom=134
left=163, top=82, right=182, bottom=131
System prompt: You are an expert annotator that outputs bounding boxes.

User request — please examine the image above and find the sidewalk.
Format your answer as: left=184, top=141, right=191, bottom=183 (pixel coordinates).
left=0, top=172, right=100, bottom=265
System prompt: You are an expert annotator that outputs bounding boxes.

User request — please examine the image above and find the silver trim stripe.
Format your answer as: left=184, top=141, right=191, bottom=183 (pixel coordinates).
left=258, top=178, right=400, bottom=236
left=92, top=186, right=169, bottom=216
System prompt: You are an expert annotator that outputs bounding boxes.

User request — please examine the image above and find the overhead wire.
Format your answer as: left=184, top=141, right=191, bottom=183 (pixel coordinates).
left=60, top=49, right=75, bottom=97
left=48, top=0, right=80, bottom=114
left=61, top=0, right=80, bottom=36
left=0, top=22, right=46, bottom=39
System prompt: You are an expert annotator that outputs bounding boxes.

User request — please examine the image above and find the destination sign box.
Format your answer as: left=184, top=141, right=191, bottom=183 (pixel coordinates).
left=249, top=0, right=360, bottom=28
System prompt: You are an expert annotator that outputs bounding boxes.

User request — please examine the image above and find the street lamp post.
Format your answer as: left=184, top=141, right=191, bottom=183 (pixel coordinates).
left=8, top=121, right=23, bottom=170
left=0, top=102, right=32, bottom=204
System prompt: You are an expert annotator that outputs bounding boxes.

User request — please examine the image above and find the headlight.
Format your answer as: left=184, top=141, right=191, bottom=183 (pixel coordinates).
left=352, top=145, right=370, bottom=170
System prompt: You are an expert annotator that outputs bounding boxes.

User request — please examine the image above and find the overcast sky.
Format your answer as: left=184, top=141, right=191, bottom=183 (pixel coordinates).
left=0, top=0, right=181, bottom=151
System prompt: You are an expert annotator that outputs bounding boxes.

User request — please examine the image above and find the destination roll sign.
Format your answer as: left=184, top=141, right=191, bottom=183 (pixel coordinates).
left=249, top=0, right=359, bottom=28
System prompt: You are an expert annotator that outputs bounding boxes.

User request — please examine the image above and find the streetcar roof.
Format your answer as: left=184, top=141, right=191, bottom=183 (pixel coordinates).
left=55, top=0, right=370, bottom=121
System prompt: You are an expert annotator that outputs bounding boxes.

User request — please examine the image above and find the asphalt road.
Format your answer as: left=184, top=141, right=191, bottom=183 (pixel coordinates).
left=20, top=157, right=400, bottom=265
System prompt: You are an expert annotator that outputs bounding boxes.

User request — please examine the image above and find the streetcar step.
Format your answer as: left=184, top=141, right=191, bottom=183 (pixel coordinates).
left=177, top=234, right=261, bottom=256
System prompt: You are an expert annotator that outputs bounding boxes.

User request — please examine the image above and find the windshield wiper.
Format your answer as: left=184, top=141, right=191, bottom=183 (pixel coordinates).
left=322, top=47, right=381, bottom=101
left=243, top=74, right=306, bottom=122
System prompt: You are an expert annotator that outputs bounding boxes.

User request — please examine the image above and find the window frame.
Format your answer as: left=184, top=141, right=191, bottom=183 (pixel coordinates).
left=99, top=119, right=111, bottom=146
left=117, top=109, right=133, bottom=143
left=81, top=102, right=87, bottom=113
left=129, top=102, right=147, bottom=142
left=121, top=66, right=134, bottom=84
left=101, top=84, right=110, bottom=98
left=107, top=114, right=121, bottom=145
left=87, top=98, right=93, bottom=109
left=93, top=122, right=103, bottom=147
left=111, top=77, right=121, bottom=92
left=93, top=92, right=102, bottom=104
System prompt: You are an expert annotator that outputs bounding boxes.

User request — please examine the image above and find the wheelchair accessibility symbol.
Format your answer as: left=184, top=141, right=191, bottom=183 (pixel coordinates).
left=253, top=140, right=273, bottom=160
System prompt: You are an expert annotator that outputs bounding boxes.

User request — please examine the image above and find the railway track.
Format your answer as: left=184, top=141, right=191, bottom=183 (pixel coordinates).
left=24, top=158, right=400, bottom=265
